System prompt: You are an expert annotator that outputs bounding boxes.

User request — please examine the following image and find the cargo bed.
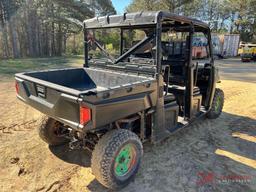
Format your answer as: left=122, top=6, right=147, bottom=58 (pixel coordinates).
left=16, top=68, right=152, bottom=95
left=15, top=67, right=156, bottom=130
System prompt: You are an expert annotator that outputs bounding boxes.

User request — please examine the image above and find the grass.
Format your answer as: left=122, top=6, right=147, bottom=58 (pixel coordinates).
left=0, top=55, right=84, bottom=81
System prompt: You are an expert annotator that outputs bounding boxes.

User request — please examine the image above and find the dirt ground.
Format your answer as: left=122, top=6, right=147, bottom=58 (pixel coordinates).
left=0, top=58, right=256, bottom=192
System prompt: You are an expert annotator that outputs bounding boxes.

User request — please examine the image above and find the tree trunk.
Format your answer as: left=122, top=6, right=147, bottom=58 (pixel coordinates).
left=1, top=26, right=10, bottom=58
left=72, top=33, right=76, bottom=54
left=45, top=24, right=50, bottom=56
left=25, top=0, right=35, bottom=57
left=50, top=3, right=56, bottom=56
left=9, top=17, right=20, bottom=58
left=57, top=22, right=62, bottom=56
left=34, top=16, right=40, bottom=57
left=51, top=21, right=56, bottom=56
left=37, top=21, right=42, bottom=56
left=63, top=33, right=67, bottom=54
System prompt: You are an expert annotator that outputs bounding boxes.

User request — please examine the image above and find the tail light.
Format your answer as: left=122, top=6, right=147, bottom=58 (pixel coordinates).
left=80, top=106, right=91, bottom=125
left=15, top=81, right=19, bottom=95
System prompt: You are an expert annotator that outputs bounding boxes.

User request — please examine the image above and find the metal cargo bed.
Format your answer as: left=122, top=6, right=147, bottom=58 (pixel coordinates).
left=15, top=67, right=156, bottom=130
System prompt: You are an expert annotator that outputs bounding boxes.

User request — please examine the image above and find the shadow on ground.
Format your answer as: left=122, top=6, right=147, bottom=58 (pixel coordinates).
left=47, top=112, right=256, bottom=192
left=49, top=144, right=91, bottom=167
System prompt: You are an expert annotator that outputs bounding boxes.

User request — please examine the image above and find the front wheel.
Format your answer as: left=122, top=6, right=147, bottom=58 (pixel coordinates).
left=91, top=129, right=143, bottom=189
left=207, top=88, right=224, bottom=119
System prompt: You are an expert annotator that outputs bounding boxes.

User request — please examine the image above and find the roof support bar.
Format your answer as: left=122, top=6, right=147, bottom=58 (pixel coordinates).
left=94, top=40, right=115, bottom=62
left=83, top=23, right=89, bottom=68
left=184, top=24, right=194, bottom=119
left=120, top=29, right=124, bottom=55
left=114, top=33, right=155, bottom=64
left=152, top=13, right=168, bottom=143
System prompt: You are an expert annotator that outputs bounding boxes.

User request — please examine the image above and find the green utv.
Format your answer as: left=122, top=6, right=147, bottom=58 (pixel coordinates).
left=15, top=11, right=224, bottom=189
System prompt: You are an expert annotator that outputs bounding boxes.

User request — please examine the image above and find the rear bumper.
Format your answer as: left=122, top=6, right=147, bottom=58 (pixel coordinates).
left=15, top=77, right=83, bottom=131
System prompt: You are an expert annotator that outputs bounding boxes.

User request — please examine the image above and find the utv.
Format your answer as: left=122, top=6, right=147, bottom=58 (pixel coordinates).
left=15, top=11, right=224, bottom=189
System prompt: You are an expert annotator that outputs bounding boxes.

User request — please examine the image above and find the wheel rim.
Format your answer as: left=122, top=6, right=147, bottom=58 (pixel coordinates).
left=114, top=144, right=137, bottom=177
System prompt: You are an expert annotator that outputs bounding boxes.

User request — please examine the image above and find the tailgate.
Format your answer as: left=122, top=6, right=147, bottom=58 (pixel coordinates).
left=15, top=76, right=82, bottom=130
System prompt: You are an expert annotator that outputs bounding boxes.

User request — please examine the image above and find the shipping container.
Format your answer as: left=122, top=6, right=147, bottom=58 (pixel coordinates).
left=222, top=34, right=240, bottom=57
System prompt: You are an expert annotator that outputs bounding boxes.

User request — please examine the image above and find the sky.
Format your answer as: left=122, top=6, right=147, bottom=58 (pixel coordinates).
left=112, top=0, right=132, bottom=14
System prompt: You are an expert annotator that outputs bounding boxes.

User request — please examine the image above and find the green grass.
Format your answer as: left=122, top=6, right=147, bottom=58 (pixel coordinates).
left=0, top=55, right=84, bottom=80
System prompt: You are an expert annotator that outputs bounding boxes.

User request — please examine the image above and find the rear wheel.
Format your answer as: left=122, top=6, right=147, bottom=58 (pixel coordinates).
left=38, top=116, right=68, bottom=146
left=91, top=129, right=143, bottom=189
left=207, top=88, right=224, bottom=119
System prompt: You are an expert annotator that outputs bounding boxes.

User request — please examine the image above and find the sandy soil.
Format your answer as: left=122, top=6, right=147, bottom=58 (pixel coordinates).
left=0, top=59, right=256, bottom=192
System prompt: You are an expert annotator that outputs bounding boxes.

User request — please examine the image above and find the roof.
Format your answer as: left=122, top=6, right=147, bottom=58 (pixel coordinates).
left=83, top=11, right=209, bottom=30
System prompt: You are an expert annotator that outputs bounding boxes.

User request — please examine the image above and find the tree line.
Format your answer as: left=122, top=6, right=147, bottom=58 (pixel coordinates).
left=0, top=0, right=115, bottom=59
left=127, top=0, right=256, bottom=42
left=0, top=0, right=256, bottom=59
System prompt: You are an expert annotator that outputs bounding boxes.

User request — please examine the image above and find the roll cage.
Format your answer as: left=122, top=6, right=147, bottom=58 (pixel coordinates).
left=83, top=11, right=213, bottom=70
left=83, top=11, right=216, bottom=138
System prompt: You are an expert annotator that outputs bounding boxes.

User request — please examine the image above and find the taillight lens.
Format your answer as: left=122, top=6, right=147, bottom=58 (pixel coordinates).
left=15, top=81, right=19, bottom=95
left=80, top=106, right=91, bottom=125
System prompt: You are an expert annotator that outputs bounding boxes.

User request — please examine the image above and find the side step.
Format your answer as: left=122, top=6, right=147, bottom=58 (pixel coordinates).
left=167, top=109, right=207, bottom=133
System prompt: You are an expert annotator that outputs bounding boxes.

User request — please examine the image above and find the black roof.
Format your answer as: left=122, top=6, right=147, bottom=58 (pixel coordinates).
left=83, top=11, right=209, bottom=30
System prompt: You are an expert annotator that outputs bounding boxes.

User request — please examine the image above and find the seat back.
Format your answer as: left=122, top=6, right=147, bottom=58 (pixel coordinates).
left=162, top=38, right=190, bottom=86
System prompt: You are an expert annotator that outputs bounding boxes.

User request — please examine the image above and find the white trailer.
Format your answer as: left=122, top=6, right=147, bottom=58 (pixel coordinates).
left=222, top=34, right=240, bottom=57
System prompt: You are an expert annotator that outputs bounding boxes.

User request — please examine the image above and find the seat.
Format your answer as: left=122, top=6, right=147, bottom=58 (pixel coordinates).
left=167, top=85, right=201, bottom=107
left=162, top=59, right=186, bottom=86
left=168, top=85, right=200, bottom=96
left=164, top=93, right=176, bottom=104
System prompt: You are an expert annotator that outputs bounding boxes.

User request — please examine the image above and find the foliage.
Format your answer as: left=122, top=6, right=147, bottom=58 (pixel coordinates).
left=0, top=55, right=83, bottom=78
left=127, top=0, right=193, bottom=12
left=127, top=0, right=256, bottom=42
left=0, top=0, right=22, bottom=25
left=1, top=0, right=256, bottom=60
left=0, top=0, right=116, bottom=59
left=100, top=30, right=120, bottom=50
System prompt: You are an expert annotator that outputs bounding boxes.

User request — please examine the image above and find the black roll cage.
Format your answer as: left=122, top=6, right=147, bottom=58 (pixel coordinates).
left=83, top=11, right=213, bottom=72
left=83, top=11, right=215, bottom=122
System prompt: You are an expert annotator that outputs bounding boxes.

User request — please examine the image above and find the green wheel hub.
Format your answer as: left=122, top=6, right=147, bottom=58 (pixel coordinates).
left=114, top=144, right=137, bottom=177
